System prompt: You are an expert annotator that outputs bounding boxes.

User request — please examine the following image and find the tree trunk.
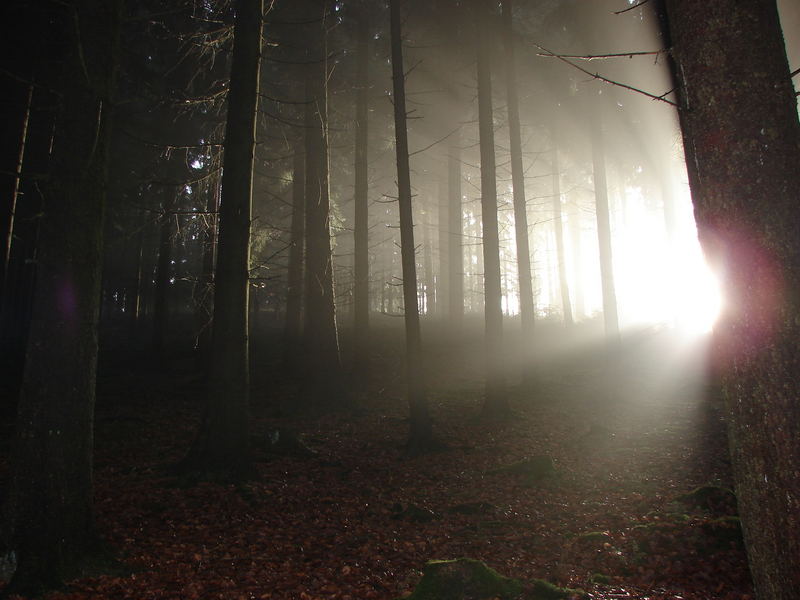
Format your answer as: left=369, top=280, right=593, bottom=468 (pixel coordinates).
left=389, top=0, right=435, bottom=453
left=302, top=1, right=343, bottom=402
left=184, top=0, right=262, bottom=476
left=352, top=9, right=370, bottom=376
left=475, top=0, right=507, bottom=419
left=501, top=0, right=535, bottom=337
left=665, top=2, right=800, bottom=597
left=589, top=102, right=620, bottom=344
left=447, top=137, right=464, bottom=327
left=550, top=135, right=573, bottom=326
left=5, top=0, right=119, bottom=594
left=152, top=195, right=174, bottom=353
left=422, top=205, right=434, bottom=316
left=568, top=199, right=584, bottom=320
left=283, top=141, right=305, bottom=369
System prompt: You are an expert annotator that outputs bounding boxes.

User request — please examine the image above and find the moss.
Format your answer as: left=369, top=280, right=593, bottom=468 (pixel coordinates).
left=403, top=558, right=523, bottom=600
left=576, top=531, right=612, bottom=543
left=675, top=485, right=735, bottom=512
left=528, top=578, right=585, bottom=599
left=590, top=572, right=612, bottom=584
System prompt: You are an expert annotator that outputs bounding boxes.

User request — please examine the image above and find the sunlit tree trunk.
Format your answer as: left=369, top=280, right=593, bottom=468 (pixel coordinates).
left=283, top=140, right=304, bottom=369
left=589, top=102, right=620, bottom=344
left=184, top=0, right=262, bottom=475
left=302, top=0, right=344, bottom=404
left=5, top=0, right=119, bottom=594
left=501, top=0, right=535, bottom=338
left=665, top=1, right=800, bottom=596
left=389, top=0, right=436, bottom=453
left=352, top=9, right=370, bottom=376
left=475, top=0, right=507, bottom=419
left=550, top=135, right=573, bottom=326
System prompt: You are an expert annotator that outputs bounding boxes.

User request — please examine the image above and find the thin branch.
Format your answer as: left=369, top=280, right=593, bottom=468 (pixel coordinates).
left=534, top=43, right=678, bottom=107
left=545, top=50, right=666, bottom=61
left=614, top=0, right=651, bottom=14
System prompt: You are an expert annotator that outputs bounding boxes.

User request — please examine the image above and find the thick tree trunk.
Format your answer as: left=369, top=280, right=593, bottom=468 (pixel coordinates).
left=302, top=1, right=343, bottom=401
left=194, top=171, right=219, bottom=360
left=665, top=1, right=800, bottom=597
left=185, top=0, right=262, bottom=475
left=588, top=104, right=620, bottom=344
left=283, top=141, right=305, bottom=369
left=475, top=0, right=507, bottom=419
left=352, top=10, right=370, bottom=375
left=501, top=0, right=535, bottom=337
left=4, top=0, right=119, bottom=594
left=389, top=0, right=435, bottom=453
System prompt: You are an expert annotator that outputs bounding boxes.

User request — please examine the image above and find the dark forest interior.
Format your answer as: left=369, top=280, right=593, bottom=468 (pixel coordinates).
left=0, top=0, right=799, bottom=598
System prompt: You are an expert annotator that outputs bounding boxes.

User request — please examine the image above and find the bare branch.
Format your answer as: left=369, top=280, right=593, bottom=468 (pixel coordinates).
left=614, top=0, right=651, bottom=14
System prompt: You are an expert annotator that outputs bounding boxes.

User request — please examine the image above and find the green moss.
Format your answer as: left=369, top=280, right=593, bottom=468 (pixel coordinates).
left=576, top=531, right=612, bottom=543
left=529, top=578, right=584, bottom=599
left=590, top=572, right=612, bottom=584
left=403, top=558, right=523, bottom=600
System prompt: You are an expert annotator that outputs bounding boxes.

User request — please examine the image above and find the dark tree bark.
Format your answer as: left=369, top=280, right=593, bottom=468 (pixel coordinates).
left=389, top=0, right=435, bottom=453
left=194, top=170, right=220, bottom=360
left=302, top=1, right=344, bottom=401
left=3, top=0, right=120, bottom=594
left=152, top=194, right=174, bottom=353
left=665, top=1, right=800, bottom=597
left=283, top=140, right=305, bottom=369
left=184, top=0, right=262, bottom=475
left=501, top=0, right=535, bottom=337
left=474, top=0, right=508, bottom=419
left=352, top=9, right=370, bottom=376
left=588, top=102, right=620, bottom=345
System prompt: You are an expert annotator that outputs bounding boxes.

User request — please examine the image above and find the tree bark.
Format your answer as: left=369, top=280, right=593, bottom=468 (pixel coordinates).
left=447, top=137, right=464, bottom=327
left=283, top=140, right=305, bottom=369
left=665, top=1, right=800, bottom=597
left=4, top=0, right=119, bottom=594
left=389, top=0, right=435, bottom=453
left=302, top=0, right=343, bottom=401
left=501, top=0, right=535, bottom=337
left=475, top=0, right=507, bottom=419
left=352, top=9, right=370, bottom=375
left=185, top=0, right=262, bottom=475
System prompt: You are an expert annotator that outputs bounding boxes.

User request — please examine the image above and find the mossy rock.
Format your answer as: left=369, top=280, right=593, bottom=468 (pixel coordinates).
left=701, top=516, right=743, bottom=547
left=448, top=502, right=496, bottom=515
left=402, top=559, right=582, bottom=600
left=403, top=558, right=523, bottom=600
left=490, top=456, right=556, bottom=483
left=675, top=485, right=735, bottom=513
left=392, top=503, right=440, bottom=523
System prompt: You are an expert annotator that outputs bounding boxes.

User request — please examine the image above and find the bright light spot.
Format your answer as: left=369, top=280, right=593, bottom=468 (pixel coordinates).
left=674, top=258, right=722, bottom=334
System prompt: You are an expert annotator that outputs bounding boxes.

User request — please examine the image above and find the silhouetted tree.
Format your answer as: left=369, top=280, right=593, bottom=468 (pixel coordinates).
left=475, top=0, right=508, bottom=419
left=283, top=139, right=305, bottom=369
left=665, top=1, right=800, bottom=597
left=501, top=0, right=535, bottom=337
left=184, top=0, right=263, bottom=476
left=389, top=0, right=436, bottom=453
left=550, top=127, right=573, bottom=326
left=3, top=0, right=120, bottom=594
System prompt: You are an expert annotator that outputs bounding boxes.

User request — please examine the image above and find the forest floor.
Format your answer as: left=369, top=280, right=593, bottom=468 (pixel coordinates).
left=0, top=316, right=752, bottom=599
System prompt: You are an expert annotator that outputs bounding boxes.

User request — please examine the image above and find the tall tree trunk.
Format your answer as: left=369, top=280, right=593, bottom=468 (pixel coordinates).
left=422, top=205, right=434, bottom=315
left=589, top=103, right=620, bottom=344
left=195, top=170, right=219, bottom=360
left=475, top=0, right=507, bottom=419
left=283, top=141, right=305, bottom=369
left=1, top=82, right=33, bottom=302
left=665, top=2, right=800, bottom=597
left=568, top=199, right=584, bottom=320
left=501, top=0, right=535, bottom=337
left=352, top=9, right=370, bottom=376
left=184, top=0, right=262, bottom=476
left=447, top=137, right=464, bottom=326
left=550, top=136, right=573, bottom=326
left=389, top=0, right=435, bottom=453
left=5, top=0, right=119, bottom=594
left=152, top=195, right=174, bottom=353
left=302, top=1, right=343, bottom=402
